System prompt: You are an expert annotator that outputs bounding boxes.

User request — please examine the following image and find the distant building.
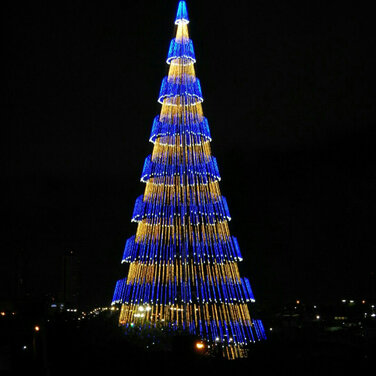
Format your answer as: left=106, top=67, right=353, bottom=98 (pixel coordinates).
left=59, top=250, right=80, bottom=310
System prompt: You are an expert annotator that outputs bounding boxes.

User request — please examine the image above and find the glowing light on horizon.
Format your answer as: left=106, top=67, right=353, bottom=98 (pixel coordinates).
left=195, top=341, right=205, bottom=350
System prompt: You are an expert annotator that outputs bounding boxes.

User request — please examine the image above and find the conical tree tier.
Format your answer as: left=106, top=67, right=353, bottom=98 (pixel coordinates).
left=112, top=1, right=266, bottom=359
left=149, top=115, right=212, bottom=144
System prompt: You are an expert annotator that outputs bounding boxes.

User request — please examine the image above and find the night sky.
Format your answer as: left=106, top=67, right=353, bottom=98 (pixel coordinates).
left=2, top=0, right=375, bottom=309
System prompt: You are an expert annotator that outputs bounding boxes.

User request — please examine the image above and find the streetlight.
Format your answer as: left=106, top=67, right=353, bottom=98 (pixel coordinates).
left=195, top=341, right=205, bottom=350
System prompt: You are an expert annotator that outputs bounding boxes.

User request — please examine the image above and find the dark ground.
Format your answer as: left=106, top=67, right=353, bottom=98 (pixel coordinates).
left=1, top=302, right=375, bottom=375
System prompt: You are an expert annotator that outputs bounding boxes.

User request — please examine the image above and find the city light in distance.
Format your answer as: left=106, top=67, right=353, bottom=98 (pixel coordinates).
left=34, top=325, right=40, bottom=332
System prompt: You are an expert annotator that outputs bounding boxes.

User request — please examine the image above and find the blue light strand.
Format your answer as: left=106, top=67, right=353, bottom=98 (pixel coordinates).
left=122, top=234, right=245, bottom=264
left=131, top=195, right=145, bottom=222
left=140, top=154, right=220, bottom=183
left=244, top=277, right=255, bottom=301
left=253, top=319, right=262, bottom=341
left=167, top=39, right=195, bottom=64
left=158, top=76, right=203, bottom=104
left=231, top=236, right=243, bottom=261
left=175, top=1, right=189, bottom=25
left=131, top=194, right=231, bottom=223
left=111, top=278, right=127, bottom=304
left=150, top=118, right=212, bottom=146
left=255, top=319, right=267, bottom=340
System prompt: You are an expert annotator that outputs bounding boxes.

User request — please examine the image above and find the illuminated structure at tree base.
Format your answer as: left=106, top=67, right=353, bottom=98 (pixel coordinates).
left=112, top=1, right=266, bottom=359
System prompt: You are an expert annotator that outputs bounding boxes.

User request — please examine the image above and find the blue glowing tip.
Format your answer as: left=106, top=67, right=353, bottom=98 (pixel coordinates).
left=175, top=1, right=189, bottom=25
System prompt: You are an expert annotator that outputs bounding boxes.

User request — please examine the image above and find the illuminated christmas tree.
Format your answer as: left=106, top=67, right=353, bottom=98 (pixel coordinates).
left=112, top=1, right=266, bottom=359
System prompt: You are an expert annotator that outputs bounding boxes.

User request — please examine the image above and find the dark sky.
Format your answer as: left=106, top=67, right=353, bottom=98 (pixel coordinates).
left=2, top=0, right=375, bottom=309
